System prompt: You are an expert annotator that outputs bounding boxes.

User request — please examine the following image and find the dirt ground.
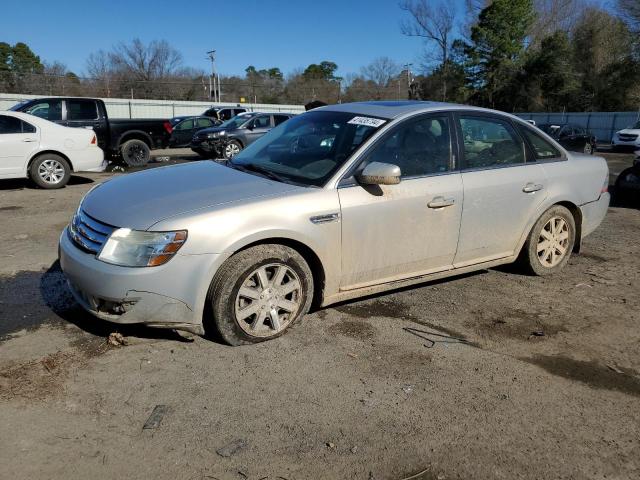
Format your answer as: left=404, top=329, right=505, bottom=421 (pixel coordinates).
left=0, top=151, right=639, bottom=480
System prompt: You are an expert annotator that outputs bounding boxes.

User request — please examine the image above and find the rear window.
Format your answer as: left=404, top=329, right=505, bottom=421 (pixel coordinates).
left=23, top=100, right=62, bottom=121
left=68, top=100, right=98, bottom=120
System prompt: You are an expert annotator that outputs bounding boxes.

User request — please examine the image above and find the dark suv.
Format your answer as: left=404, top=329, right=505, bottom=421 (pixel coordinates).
left=191, top=112, right=294, bottom=159
left=203, top=107, right=248, bottom=124
left=537, top=123, right=597, bottom=155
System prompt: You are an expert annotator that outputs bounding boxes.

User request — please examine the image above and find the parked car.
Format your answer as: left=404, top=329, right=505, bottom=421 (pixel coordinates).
left=169, top=116, right=218, bottom=148
left=611, top=121, right=640, bottom=151
left=203, top=107, right=248, bottom=124
left=11, top=97, right=172, bottom=166
left=190, top=112, right=293, bottom=159
left=537, top=123, right=597, bottom=154
left=614, top=150, right=640, bottom=205
left=0, top=111, right=104, bottom=188
left=59, top=101, right=609, bottom=345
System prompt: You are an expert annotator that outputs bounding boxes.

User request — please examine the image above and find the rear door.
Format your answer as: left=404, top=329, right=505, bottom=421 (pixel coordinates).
left=453, top=112, right=548, bottom=267
left=339, top=113, right=463, bottom=288
left=65, top=99, right=107, bottom=149
left=171, top=118, right=195, bottom=146
left=0, top=115, right=39, bottom=177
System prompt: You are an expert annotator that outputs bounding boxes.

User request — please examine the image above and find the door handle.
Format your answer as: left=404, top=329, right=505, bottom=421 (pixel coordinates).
left=523, top=183, right=544, bottom=193
left=428, top=196, right=455, bottom=209
left=22, top=138, right=37, bottom=143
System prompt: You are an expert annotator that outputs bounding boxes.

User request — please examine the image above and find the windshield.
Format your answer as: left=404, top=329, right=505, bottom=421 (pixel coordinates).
left=231, top=110, right=386, bottom=187
left=220, top=115, right=253, bottom=129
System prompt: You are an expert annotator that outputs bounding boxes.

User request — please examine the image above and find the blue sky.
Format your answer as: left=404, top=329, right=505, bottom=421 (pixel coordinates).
left=1, top=0, right=466, bottom=78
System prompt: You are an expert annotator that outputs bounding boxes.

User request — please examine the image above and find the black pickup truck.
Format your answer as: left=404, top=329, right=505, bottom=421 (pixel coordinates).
left=11, top=97, right=172, bottom=166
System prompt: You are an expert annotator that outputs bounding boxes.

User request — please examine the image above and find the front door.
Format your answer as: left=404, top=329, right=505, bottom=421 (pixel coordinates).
left=244, top=115, right=272, bottom=146
left=338, top=113, right=463, bottom=289
left=0, top=115, right=39, bottom=177
left=453, top=113, right=548, bottom=266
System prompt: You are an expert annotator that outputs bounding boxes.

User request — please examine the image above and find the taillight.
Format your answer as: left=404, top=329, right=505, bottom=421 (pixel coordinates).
left=163, top=121, right=173, bottom=134
left=90, top=134, right=97, bottom=145
left=601, top=177, right=608, bottom=193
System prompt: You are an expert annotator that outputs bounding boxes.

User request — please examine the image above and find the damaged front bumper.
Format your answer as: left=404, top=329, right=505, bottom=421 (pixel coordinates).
left=59, top=229, right=219, bottom=335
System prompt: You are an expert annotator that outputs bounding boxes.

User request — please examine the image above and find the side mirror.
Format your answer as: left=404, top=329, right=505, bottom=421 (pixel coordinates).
left=355, top=162, right=401, bottom=186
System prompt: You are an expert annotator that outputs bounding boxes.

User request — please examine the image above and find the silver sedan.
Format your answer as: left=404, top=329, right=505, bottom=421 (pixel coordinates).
left=59, top=101, right=610, bottom=345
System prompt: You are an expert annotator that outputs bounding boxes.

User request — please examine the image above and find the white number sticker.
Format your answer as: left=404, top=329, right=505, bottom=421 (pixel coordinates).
left=347, top=116, right=386, bottom=128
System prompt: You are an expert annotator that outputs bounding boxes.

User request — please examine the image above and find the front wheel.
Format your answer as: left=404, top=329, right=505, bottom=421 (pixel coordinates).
left=30, top=154, right=71, bottom=189
left=206, top=245, right=314, bottom=345
left=519, top=205, right=576, bottom=276
left=120, top=139, right=150, bottom=167
left=223, top=140, right=242, bottom=160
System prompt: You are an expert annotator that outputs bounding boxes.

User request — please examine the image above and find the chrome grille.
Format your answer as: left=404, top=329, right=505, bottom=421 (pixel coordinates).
left=69, top=210, right=116, bottom=254
left=619, top=133, right=638, bottom=141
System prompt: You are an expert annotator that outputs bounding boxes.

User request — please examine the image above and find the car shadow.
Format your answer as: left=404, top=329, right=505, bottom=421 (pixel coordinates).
left=0, top=175, right=94, bottom=191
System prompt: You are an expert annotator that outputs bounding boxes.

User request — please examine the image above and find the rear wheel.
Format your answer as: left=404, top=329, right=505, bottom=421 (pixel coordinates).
left=520, top=205, right=576, bottom=276
left=121, top=139, right=150, bottom=167
left=30, top=154, right=71, bottom=189
left=206, top=244, right=314, bottom=345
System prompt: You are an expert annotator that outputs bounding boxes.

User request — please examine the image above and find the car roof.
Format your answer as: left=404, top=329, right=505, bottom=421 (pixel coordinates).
left=318, top=101, right=458, bottom=119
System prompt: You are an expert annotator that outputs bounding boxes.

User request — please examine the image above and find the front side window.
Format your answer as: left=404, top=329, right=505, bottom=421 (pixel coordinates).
left=521, top=127, right=561, bottom=160
left=364, top=115, right=451, bottom=177
left=231, top=110, right=386, bottom=186
left=196, top=118, right=213, bottom=128
left=253, top=116, right=271, bottom=128
left=0, top=115, right=24, bottom=134
left=67, top=100, right=98, bottom=120
left=23, top=100, right=62, bottom=121
left=459, top=116, right=525, bottom=169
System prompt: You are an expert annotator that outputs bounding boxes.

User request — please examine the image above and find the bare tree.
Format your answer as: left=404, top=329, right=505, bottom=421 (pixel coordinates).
left=529, top=0, right=590, bottom=46
left=400, top=0, right=457, bottom=100
left=360, top=57, right=401, bottom=87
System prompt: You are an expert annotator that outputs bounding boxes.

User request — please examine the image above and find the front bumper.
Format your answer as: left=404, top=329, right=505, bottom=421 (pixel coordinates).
left=59, top=229, right=220, bottom=334
left=190, top=137, right=223, bottom=153
left=581, top=192, right=610, bottom=238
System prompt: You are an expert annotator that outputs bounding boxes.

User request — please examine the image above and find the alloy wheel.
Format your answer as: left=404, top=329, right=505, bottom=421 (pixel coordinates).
left=37, top=159, right=65, bottom=185
left=225, top=143, right=240, bottom=158
left=537, top=216, right=570, bottom=268
left=234, top=263, right=302, bottom=337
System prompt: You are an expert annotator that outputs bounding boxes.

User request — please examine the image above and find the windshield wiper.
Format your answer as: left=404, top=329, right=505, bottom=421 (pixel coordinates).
left=234, top=163, right=288, bottom=183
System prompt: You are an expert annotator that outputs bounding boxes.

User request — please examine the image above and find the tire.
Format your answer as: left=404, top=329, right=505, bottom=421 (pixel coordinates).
left=120, top=139, right=150, bottom=167
left=519, top=205, right=576, bottom=276
left=206, top=244, right=314, bottom=346
left=29, top=154, right=71, bottom=189
left=223, top=140, right=243, bottom=160
left=614, top=167, right=639, bottom=206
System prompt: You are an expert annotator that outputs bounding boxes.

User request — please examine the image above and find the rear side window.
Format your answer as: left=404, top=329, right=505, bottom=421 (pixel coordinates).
left=459, top=116, right=525, bottom=169
left=68, top=100, right=98, bottom=120
left=521, top=127, right=561, bottom=160
left=23, top=100, right=62, bottom=121
left=0, top=115, right=24, bottom=134
left=196, top=118, right=213, bottom=128
left=273, top=115, right=290, bottom=126
left=175, top=119, right=194, bottom=130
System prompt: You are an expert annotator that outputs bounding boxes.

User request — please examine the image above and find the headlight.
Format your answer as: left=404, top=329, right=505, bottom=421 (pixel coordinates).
left=97, top=229, right=187, bottom=267
left=206, top=131, right=225, bottom=139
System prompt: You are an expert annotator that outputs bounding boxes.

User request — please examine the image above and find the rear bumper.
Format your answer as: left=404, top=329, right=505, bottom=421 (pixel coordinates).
left=71, top=147, right=105, bottom=173
left=581, top=192, right=610, bottom=238
left=59, top=228, right=220, bottom=334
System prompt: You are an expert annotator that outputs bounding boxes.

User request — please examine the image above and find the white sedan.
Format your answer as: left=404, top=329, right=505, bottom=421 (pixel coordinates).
left=0, top=111, right=105, bottom=188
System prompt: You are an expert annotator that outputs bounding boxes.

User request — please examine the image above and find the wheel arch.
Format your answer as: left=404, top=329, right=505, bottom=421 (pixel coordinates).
left=555, top=200, right=583, bottom=253
left=117, top=131, right=153, bottom=149
left=28, top=150, right=74, bottom=173
left=233, top=237, right=326, bottom=308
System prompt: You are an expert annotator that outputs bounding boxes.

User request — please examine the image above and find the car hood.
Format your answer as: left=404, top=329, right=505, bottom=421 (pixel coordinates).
left=82, top=161, right=302, bottom=230
left=617, top=128, right=640, bottom=135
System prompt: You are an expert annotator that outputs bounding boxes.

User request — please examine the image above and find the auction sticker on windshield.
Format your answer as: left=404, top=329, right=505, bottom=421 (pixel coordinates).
left=348, top=116, right=386, bottom=128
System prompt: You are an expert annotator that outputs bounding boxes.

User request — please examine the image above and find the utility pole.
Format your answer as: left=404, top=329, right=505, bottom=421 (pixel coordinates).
left=207, top=50, right=217, bottom=103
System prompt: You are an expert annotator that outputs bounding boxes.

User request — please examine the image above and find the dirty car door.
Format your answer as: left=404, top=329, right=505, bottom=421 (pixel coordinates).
left=338, top=114, right=463, bottom=289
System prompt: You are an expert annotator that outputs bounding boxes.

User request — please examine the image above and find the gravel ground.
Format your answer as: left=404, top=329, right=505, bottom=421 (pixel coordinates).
left=0, top=151, right=638, bottom=480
